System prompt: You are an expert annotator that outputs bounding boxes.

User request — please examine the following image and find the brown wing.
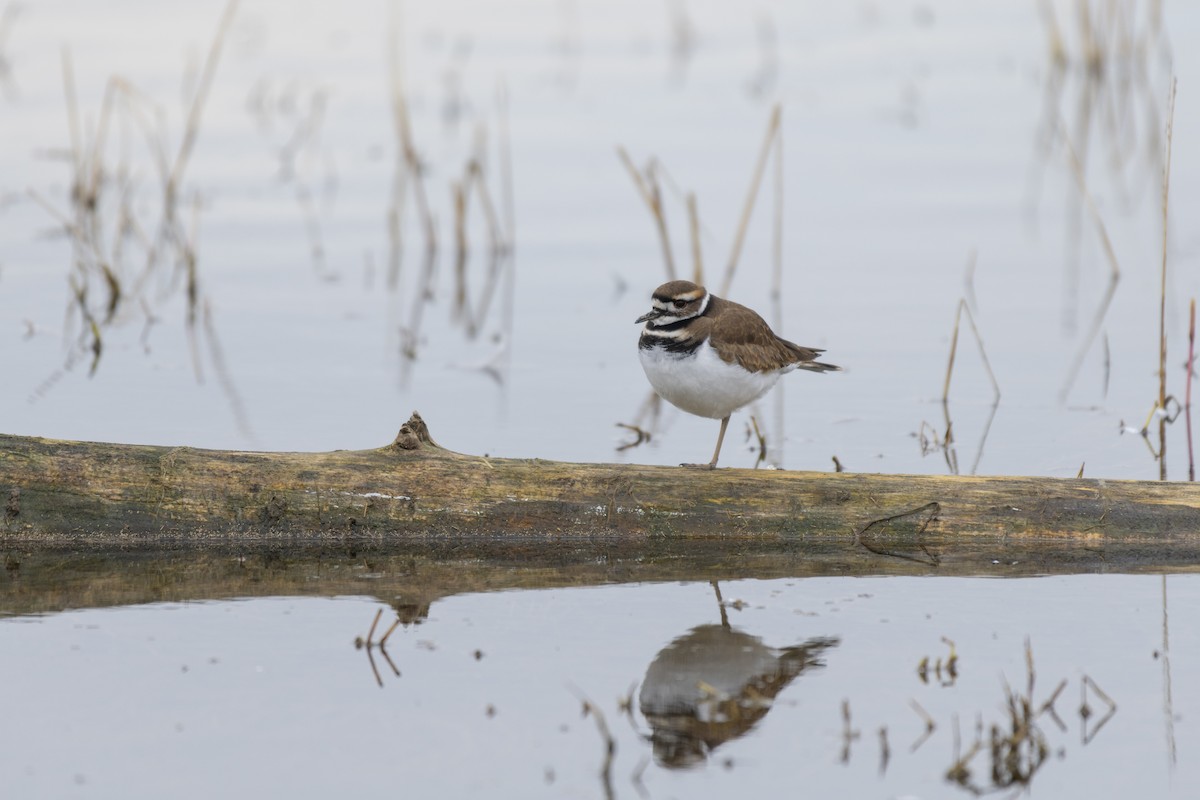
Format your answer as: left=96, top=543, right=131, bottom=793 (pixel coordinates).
left=707, top=297, right=839, bottom=373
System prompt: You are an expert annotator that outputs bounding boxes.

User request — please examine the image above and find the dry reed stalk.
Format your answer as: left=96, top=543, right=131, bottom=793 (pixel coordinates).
left=963, top=248, right=978, bottom=312
left=771, top=115, right=783, bottom=314
left=453, top=181, right=468, bottom=266
left=686, top=192, right=703, bottom=285
left=466, top=156, right=506, bottom=254
left=1189, top=301, right=1196, bottom=412
left=166, top=0, right=238, bottom=212
left=60, top=49, right=82, bottom=194
left=497, top=79, right=515, bottom=246
left=451, top=146, right=509, bottom=338
left=1156, top=78, right=1177, bottom=481
left=366, top=607, right=382, bottom=643
left=940, top=294, right=1001, bottom=476
left=717, top=103, right=780, bottom=297
left=909, top=699, right=935, bottom=752
left=387, top=0, right=437, bottom=259
left=943, top=298, right=1001, bottom=403
left=769, top=119, right=785, bottom=466
left=1187, top=299, right=1195, bottom=481
left=617, top=146, right=677, bottom=280
left=1160, top=576, right=1177, bottom=761
left=577, top=697, right=617, bottom=800
left=1158, top=78, right=1176, bottom=412
left=839, top=699, right=860, bottom=763
left=397, top=249, right=437, bottom=386
left=201, top=297, right=251, bottom=438
left=34, top=5, right=247, bottom=432
left=1057, top=121, right=1122, bottom=402
left=386, top=159, right=410, bottom=289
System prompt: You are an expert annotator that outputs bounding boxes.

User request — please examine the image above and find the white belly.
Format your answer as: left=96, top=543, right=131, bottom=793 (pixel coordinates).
left=639, top=340, right=783, bottom=419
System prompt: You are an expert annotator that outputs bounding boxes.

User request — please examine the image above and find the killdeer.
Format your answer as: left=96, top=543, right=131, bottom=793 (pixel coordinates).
left=636, top=280, right=839, bottom=469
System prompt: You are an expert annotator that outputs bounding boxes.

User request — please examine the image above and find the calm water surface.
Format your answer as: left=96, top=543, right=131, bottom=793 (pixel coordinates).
left=2, top=3, right=1199, bottom=797
left=1, top=571, right=1196, bottom=798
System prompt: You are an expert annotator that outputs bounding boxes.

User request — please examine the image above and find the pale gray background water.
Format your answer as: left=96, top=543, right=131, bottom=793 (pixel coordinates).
left=1, top=0, right=1197, bottom=476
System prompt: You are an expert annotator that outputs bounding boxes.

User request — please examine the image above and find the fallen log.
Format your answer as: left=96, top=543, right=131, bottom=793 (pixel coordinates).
left=2, top=413, right=1199, bottom=572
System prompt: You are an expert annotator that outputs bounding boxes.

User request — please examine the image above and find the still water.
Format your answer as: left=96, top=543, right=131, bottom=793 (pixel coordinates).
left=1, top=563, right=1196, bottom=799
left=2, top=3, right=1199, bottom=797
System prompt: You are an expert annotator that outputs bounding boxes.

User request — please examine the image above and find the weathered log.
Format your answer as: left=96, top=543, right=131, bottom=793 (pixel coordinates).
left=2, top=413, right=1200, bottom=572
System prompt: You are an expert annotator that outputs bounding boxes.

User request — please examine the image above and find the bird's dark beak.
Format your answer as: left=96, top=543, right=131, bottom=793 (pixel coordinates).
left=636, top=309, right=663, bottom=324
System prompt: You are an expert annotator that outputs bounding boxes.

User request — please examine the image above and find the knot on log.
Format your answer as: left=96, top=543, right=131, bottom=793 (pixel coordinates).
left=391, top=411, right=442, bottom=451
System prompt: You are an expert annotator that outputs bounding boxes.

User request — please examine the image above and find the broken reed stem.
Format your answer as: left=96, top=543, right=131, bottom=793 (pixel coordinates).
left=909, top=699, right=936, bottom=752
left=388, top=0, right=437, bottom=254
left=366, top=607, right=383, bottom=643
left=387, top=154, right=409, bottom=289
left=944, top=308, right=961, bottom=402
left=453, top=182, right=467, bottom=259
left=201, top=297, right=253, bottom=438
left=379, top=617, right=402, bottom=647
left=1160, top=575, right=1178, bottom=763
left=617, top=146, right=676, bottom=281
left=770, top=124, right=785, bottom=467
left=1187, top=299, right=1195, bottom=481
left=1157, top=78, right=1176, bottom=482
left=1159, top=78, right=1176, bottom=414
left=718, top=103, right=781, bottom=297
left=687, top=192, right=703, bottom=285
left=61, top=48, right=82, bottom=192
left=772, top=112, right=783, bottom=316
left=467, top=157, right=505, bottom=254
left=944, top=298, right=1001, bottom=403
left=449, top=146, right=509, bottom=338
left=497, top=79, right=516, bottom=246
left=1189, top=300, right=1196, bottom=410
left=578, top=699, right=616, bottom=800
left=167, top=0, right=239, bottom=208
left=1057, top=120, right=1122, bottom=402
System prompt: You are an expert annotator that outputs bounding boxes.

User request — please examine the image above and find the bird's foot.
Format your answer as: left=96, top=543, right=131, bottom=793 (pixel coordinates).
left=680, top=462, right=717, bottom=470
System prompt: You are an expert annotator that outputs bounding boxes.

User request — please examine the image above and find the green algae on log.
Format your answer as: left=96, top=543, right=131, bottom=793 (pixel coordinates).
left=2, top=413, right=1200, bottom=564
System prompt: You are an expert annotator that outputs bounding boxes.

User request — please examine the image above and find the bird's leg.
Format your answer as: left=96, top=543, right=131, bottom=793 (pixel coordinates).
left=707, top=415, right=731, bottom=468
left=682, top=415, right=730, bottom=470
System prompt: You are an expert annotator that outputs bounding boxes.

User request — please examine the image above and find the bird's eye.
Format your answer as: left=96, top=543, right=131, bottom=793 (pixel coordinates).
left=672, top=299, right=687, bottom=308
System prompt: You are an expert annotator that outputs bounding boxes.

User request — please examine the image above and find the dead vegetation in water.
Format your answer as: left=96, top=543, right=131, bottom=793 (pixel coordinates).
left=1112, top=77, right=1186, bottom=479
left=1152, top=78, right=1177, bottom=480
left=354, top=606, right=402, bottom=687
left=242, top=5, right=516, bottom=391
left=833, top=637, right=1116, bottom=794
left=918, top=269, right=1002, bottom=477
left=384, top=5, right=516, bottom=390
left=940, top=640, right=1114, bottom=796
left=917, top=637, right=959, bottom=687
left=27, top=0, right=248, bottom=433
left=1034, top=0, right=1172, bottom=333
left=1036, top=1, right=1192, bottom=479
left=1186, top=299, right=1196, bottom=481
left=19, top=1, right=518, bottom=434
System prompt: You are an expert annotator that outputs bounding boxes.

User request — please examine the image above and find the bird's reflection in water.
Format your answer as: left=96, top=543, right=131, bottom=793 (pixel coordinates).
left=638, top=582, right=839, bottom=768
